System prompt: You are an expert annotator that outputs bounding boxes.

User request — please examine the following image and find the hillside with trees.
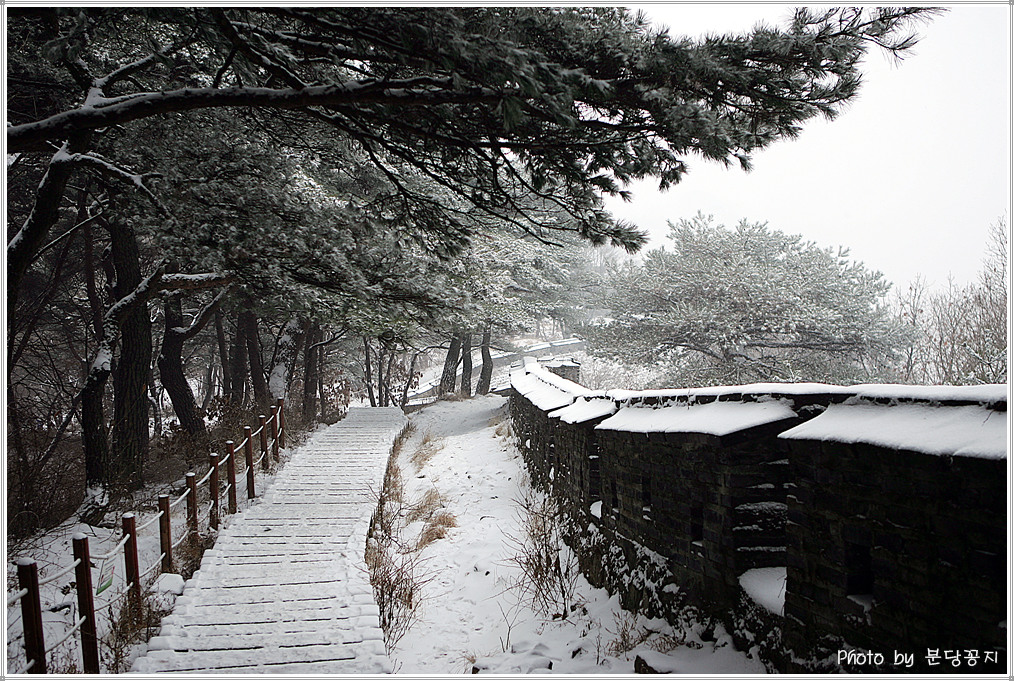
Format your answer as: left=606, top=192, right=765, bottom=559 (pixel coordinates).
left=7, top=7, right=935, bottom=537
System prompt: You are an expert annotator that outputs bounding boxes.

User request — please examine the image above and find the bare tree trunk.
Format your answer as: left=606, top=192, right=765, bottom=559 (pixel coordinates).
left=317, top=342, right=326, bottom=416
left=200, top=360, right=216, bottom=413
left=376, top=343, right=385, bottom=407
left=148, top=367, right=162, bottom=439
left=158, top=292, right=208, bottom=437
left=240, top=307, right=269, bottom=411
left=81, top=220, right=107, bottom=485
left=438, top=334, right=461, bottom=396
left=284, top=320, right=307, bottom=399
left=400, top=351, right=419, bottom=406
left=214, top=309, right=233, bottom=404
left=476, top=326, right=493, bottom=395
left=228, top=312, right=248, bottom=406
left=363, top=337, right=376, bottom=407
left=80, top=365, right=110, bottom=487
left=459, top=332, right=472, bottom=397
left=301, top=321, right=321, bottom=420
left=269, top=317, right=300, bottom=402
left=384, top=348, right=397, bottom=406
left=107, top=220, right=150, bottom=490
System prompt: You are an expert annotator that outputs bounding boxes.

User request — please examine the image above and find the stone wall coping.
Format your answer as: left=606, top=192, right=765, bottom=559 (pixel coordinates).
left=779, top=400, right=1007, bottom=460
left=594, top=398, right=798, bottom=436
left=513, top=358, right=1006, bottom=409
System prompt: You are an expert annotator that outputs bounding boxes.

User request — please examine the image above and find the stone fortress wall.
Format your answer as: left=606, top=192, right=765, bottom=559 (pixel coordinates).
left=508, top=357, right=1007, bottom=673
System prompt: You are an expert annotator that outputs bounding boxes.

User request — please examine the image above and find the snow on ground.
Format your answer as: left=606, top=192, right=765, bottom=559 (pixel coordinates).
left=738, top=568, right=786, bottom=617
left=388, top=395, right=766, bottom=674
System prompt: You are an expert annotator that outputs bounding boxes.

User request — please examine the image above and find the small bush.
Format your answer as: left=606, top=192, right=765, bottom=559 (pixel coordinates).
left=404, top=488, right=442, bottom=524
left=366, top=455, right=433, bottom=652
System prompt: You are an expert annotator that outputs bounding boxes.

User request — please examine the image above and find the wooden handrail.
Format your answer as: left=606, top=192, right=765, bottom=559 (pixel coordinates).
left=10, top=398, right=287, bottom=673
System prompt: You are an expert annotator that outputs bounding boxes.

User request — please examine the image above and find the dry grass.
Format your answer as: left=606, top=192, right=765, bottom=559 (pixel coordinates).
left=404, top=488, right=457, bottom=549
left=417, top=510, right=458, bottom=549
left=410, top=431, right=443, bottom=470
left=405, top=488, right=442, bottom=524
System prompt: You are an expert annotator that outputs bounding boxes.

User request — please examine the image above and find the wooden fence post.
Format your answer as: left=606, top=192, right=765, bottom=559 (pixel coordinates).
left=185, top=472, right=198, bottom=549
left=270, top=405, right=279, bottom=461
left=72, top=535, right=100, bottom=673
left=278, top=398, right=286, bottom=448
left=17, top=559, right=46, bottom=674
left=259, top=415, right=269, bottom=470
left=244, top=426, right=256, bottom=499
left=226, top=440, right=238, bottom=514
left=209, top=454, right=220, bottom=530
left=158, top=495, right=172, bottom=573
left=122, top=513, right=142, bottom=611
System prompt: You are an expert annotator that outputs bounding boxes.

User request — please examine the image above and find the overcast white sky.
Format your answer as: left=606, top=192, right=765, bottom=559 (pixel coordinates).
left=603, top=3, right=1012, bottom=291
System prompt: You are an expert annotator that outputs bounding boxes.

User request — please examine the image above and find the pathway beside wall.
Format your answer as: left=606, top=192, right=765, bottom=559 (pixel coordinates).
left=132, top=407, right=406, bottom=674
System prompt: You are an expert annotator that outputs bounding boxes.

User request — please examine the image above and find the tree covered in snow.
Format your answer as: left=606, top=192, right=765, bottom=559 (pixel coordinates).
left=6, top=6, right=936, bottom=531
left=587, top=214, right=906, bottom=386
left=891, top=218, right=1008, bottom=385
left=8, top=6, right=936, bottom=306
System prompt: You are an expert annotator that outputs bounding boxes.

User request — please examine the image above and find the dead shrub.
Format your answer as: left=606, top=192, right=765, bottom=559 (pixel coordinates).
left=366, top=454, right=433, bottom=652
left=605, top=610, right=652, bottom=658
left=364, top=536, right=431, bottom=652
left=100, top=581, right=175, bottom=673
left=504, top=489, right=582, bottom=620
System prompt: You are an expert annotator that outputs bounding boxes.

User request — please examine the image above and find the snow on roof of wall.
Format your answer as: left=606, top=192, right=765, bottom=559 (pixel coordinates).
left=606, top=382, right=1007, bottom=406
left=549, top=397, right=617, bottom=424
left=779, top=400, right=1007, bottom=459
left=595, top=399, right=797, bottom=436
left=542, top=358, right=580, bottom=368
left=510, top=369, right=575, bottom=411
left=848, top=383, right=1007, bottom=404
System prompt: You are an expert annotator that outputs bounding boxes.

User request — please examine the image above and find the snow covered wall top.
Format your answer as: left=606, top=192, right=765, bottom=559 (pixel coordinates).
left=779, top=399, right=1006, bottom=459
left=508, top=356, right=602, bottom=412
left=510, top=356, right=1007, bottom=454
left=595, top=399, right=797, bottom=436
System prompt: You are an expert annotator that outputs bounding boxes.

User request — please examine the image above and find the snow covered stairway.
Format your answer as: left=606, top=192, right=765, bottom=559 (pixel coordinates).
left=132, top=407, right=406, bottom=674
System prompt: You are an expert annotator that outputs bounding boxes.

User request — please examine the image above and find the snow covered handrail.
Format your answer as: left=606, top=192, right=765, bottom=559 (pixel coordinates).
left=93, top=533, right=131, bottom=561
left=45, top=616, right=86, bottom=653
left=7, top=398, right=286, bottom=675
left=37, top=558, right=82, bottom=588
left=7, top=588, right=28, bottom=607
left=135, top=509, right=164, bottom=534
left=168, top=487, right=190, bottom=509
left=196, top=465, right=215, bottom=487
left=140, top=553, right=166, bottom=581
